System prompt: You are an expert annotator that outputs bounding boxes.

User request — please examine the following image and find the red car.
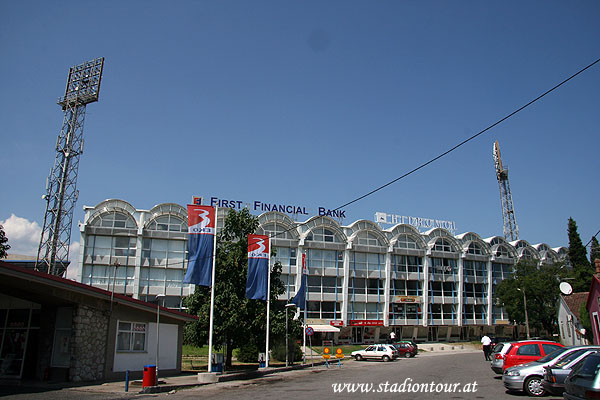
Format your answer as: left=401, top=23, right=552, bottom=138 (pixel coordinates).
left=502, top=340, right=564, bottom=371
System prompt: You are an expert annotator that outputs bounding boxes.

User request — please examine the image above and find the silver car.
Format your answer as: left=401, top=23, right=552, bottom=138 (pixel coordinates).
left=490, top=342, right=511, bottom=374
left=503, top=346, right=597, bottom=397
left=542, top=348, right=600, bottom=396
left=564, top=353, right=600, bottom=400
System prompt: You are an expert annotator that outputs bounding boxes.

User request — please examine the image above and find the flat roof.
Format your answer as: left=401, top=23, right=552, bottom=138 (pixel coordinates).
left=0, top=261, right=197, bottom=322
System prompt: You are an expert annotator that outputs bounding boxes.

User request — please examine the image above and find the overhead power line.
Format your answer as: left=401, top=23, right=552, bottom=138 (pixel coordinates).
left=333, top=57, right=600, bottom=212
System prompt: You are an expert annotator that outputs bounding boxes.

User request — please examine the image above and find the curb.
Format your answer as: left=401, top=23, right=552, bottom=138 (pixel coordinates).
left=140, top=361, right=331, bottom=394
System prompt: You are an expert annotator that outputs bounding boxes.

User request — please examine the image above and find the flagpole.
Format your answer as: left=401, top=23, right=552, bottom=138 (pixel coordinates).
left=265, top=237, right=271, bottom=368
left=302, top=252, right=307, bottom=365
left=207, top=206, right=218, bottom=373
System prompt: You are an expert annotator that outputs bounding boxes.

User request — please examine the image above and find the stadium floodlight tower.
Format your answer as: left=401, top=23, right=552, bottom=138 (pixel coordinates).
left=493, top=140, right=519, bottom=242
left=36, top=58, right=104, bottom=276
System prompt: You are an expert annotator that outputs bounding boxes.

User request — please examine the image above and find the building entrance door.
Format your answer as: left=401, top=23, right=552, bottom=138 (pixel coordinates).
left=351, top=327, right=363, bottom=344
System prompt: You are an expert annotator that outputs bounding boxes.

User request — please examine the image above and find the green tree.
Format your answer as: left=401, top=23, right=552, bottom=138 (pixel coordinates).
left=568, top=218, right=592, bottom=292
left=578, top=303, right=594, bottom=343
left=590, top=236, right=600, bottom=266
left=495, top=260, right=568, bottom=335
left=183, top=208, right=302, bottom=367
left=0, top=225, right=10, bottom=259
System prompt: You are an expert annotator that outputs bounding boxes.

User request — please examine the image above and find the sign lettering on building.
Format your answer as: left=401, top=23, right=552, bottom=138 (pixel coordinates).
left=197, top=196, right=346, bottom=219
left=375, top=212, right=456, bottom=233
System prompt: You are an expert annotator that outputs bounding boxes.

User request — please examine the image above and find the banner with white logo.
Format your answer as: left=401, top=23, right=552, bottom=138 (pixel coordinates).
left=245, top=234, right=270, bottom=300
left=184, top=205, right=216, bottom=286
left=291, top=253, right=307, bottom=309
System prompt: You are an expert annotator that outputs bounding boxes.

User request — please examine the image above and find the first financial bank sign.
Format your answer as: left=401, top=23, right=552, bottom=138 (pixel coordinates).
left=195, top=196, right=347, bottom=219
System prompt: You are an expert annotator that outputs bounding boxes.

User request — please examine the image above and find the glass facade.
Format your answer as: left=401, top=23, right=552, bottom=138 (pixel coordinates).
left=78, top=200, right=566, bottom=334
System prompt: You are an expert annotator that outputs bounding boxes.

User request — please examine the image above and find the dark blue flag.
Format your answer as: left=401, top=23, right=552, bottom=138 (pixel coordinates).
left=184, top=205, right=215, bottom=286
left=246, top=235, right=269, bottom=300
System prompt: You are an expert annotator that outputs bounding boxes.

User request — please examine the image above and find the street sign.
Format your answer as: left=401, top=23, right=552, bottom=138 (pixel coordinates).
left=305, top=326, right=314, bottom=336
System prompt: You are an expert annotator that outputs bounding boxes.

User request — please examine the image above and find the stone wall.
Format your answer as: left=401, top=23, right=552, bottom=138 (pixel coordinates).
left=70, top=304, right=109, bottom=382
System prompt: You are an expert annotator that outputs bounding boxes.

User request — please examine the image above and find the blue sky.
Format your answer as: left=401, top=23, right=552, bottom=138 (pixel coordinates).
left=1, top=1, right=599, bottom=262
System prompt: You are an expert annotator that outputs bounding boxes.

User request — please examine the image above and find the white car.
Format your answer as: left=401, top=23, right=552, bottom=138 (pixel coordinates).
left=352, top=344, right=398, bottom=362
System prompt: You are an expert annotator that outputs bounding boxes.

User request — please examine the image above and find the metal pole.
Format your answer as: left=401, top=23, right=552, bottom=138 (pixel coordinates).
left=110, top=261, right=119, bottom=312
left=265, top=237, right=271, bottom=368
left=285, top=306, right=289, bottom=367
left=523, top=287, right=530, bottom=339
left=155, top=297, right=160, bottom=385
left=207, top=206, right=218, bottom=373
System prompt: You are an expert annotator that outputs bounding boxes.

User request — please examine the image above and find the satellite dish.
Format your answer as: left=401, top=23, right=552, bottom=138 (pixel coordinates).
left=559, top=282, right=573, bottom=296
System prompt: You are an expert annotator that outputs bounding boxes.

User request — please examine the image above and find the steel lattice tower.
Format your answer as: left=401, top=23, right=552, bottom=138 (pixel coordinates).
left=36, top=58, right=104, bottom=276
left=493, top=141, right=519, bottom=241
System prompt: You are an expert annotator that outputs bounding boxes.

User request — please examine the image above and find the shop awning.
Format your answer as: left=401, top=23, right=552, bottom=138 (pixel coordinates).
left=309, top=324, right=341, bottom=333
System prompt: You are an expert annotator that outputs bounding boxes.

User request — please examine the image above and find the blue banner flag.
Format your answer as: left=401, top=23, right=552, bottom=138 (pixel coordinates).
left=291, top=253, right=307, bottom=309
left=246, top=235, right=270, bottom=300
left=184, top=205, right=216, bottom=286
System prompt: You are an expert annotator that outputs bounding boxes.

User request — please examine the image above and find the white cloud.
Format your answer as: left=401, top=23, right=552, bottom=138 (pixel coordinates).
left=66, top=241, right=81, bottom=281
left=1, top=214, right=41, bottom=256
left=1, top=214, right=80, bottom=280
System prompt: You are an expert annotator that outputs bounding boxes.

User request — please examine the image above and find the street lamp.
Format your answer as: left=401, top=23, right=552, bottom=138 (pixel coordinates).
left=155, top=294, right=166, bottom=386
left=285, top=303, right=296, bottom=367
left=516, top=288, right=530, bottom=339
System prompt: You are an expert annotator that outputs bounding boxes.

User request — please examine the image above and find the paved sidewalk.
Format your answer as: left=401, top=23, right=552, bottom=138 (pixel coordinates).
left=73, top=362, right=329, bottom=395
left=2, top=344, right=480, bottom=396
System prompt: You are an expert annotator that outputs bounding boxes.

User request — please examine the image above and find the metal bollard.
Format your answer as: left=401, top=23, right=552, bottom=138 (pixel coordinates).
left=125, top=370, right=129, bottom=392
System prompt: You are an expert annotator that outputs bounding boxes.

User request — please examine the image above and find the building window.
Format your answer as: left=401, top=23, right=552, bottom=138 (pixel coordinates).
left=467, top=243, right=483, bottom=255
left=146, top=215, right=186, bottom=232
left=464, top=260, right=487, bottom=279
left=395, top=234, right=419, bottom=250
left=117, top=322, right=146, bottom=352
left=306, top=228, right=338, bottom=243
left=90, top=211, right=136, bottom=229
left=433, top=239, right=453, bottom=252
left=392, top=255, right=423, bottom=274
left=355, top=231, right=381, bottom=247
left=351, top=252, right=383, bottom=273
left=273, top=246, right=297, bottom=267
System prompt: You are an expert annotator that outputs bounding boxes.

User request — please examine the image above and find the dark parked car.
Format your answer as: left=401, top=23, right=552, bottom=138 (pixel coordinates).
left=542, top=347, right=600, bottom=396
left=503, top=346, right=599, bottom=397
left=392, top=342, right=418, bottom=358
left=563, top=353, right=600, bottom=400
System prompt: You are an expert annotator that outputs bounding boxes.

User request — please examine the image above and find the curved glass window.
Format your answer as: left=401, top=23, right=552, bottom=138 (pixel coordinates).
left=306, top=227, right=339, bottom=243
left=495, top=245, right=511, bottom=258
left=146, top=215, right=186, bottom=232
left=262, top=222, right=295, bottom=239
left=395, top=234, right=419, bottom=250
left=433, top=239, right=453, bottom=252
left=90, top=211, right=136, bottom=229
left=354, top=231, right=382, bottom=246
left=467, top=243, right=483, bottom=255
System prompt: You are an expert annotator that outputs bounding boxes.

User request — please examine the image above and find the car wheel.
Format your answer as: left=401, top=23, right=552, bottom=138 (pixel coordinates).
left=524, top=376, right=545, bottom=397
left=404, top=352, right=411, bottom=358
left=382, top=355, right=390, bottom=362
left=354, top=355, right=362, bottom=361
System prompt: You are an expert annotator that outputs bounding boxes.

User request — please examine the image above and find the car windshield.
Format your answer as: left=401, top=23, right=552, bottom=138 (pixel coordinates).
left=492, top=343, right=504, bottom=353
left=552, top=349, right=589, bottom=368
left=572, top=354, right=600, bottom=378
left=535, top=347, right=569, bottom=363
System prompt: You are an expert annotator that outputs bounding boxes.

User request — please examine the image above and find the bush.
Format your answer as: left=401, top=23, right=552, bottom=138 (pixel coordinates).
left=235, top=342, right=259, bottom=363
left=271, top=340, right=303, bottom=363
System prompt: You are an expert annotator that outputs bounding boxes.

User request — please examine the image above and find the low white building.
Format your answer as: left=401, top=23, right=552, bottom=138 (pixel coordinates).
left=558, top=292, right=589, bottom=346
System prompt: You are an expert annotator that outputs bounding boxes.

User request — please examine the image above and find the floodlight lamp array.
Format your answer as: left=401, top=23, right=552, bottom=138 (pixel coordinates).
left=58, top=57, right=104, bottom=109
